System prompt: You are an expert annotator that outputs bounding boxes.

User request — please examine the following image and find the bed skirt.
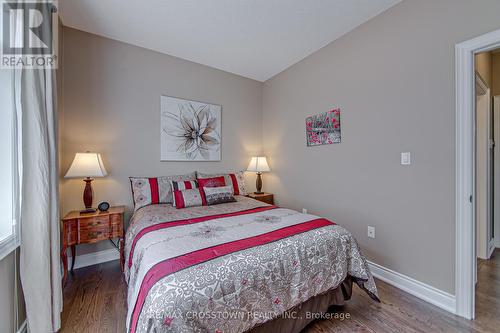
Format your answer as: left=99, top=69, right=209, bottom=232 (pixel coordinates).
left=247, top=277, right=354, bottom=333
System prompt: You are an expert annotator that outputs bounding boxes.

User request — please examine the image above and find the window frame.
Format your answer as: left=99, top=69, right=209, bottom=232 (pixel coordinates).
left=0, top=229, right=19, bottom=261
left=0, top=68, right=19, bottom=261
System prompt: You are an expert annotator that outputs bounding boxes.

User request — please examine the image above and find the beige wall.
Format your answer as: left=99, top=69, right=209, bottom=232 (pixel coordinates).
left=60, top=27, right=263, bottom=255
left=476, top=52, right=492, bottom=87
left=262, top=0, right=500, bottom=294
left=493, top=52, right=500, bottom=97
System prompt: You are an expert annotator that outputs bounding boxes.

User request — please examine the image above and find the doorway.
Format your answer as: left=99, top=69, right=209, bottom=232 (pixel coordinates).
left=456, top=30, right=500, bottom=320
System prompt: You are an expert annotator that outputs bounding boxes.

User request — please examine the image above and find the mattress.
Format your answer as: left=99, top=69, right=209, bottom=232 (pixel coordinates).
left=124, top=195, right=378, bottom=332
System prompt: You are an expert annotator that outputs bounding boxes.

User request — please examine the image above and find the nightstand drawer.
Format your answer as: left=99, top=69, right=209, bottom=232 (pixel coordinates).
left=79, top=215, right=110, bottom=228
left=247, top=193, right=274, bottom=205
left=110, top=213, right=122, bottom=226
left=79, top=225, right=110, bottom=243
left=257, top=196, right=273, bottom=205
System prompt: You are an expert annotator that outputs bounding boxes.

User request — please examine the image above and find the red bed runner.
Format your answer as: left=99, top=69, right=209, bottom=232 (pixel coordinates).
left=129, top=217, right=334, bottom=333
left=128, top=206, right=278, bottom=269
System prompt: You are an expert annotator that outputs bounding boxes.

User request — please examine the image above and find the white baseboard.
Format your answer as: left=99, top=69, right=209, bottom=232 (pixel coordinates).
left=17, top=319, right=27, bottom=333
left=367, top=261, right=456, bottom=314
left=67, top=248, right=119, bottom=270
left=488, top=242, right=496, bottom=259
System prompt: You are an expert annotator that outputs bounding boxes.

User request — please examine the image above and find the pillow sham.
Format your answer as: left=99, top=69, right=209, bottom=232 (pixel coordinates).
left=173, top=188, right=206, bottom=209
left=170, top=179, right=198, bottom=191
left=203, top=185, right=237, bottom=206
left=197, top=171, right=247, bottom=196
left=170, top=180, right=198, bottom=207
left=197, top=176, right=226, bottom=189
left=130, top=172, right=196, bottom=211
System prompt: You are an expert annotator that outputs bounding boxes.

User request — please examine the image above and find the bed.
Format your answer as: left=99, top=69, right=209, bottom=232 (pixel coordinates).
left=124, top=195, right=379, bottom=333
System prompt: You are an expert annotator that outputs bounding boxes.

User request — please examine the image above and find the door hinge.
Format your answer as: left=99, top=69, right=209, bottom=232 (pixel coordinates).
left=470, top=195, right=473, bottom=203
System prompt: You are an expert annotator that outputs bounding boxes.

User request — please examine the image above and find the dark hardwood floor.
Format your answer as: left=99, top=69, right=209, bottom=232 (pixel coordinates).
left=60, top=250, right=500, bottom=333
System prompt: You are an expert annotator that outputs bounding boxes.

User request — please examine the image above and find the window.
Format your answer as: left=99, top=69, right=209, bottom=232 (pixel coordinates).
left=0, top=68, right=18, bottom=261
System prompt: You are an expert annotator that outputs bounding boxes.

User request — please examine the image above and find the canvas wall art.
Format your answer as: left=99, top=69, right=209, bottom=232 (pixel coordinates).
left=161, top=96, right=221, bottom=161
left=305, top=108, right=341, bottom=146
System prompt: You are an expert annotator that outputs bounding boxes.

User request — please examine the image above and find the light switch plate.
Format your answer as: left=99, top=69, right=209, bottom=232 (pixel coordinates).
left=368, top=226, right=375, bottom=239
left=401, top=152, right=411, bottom=165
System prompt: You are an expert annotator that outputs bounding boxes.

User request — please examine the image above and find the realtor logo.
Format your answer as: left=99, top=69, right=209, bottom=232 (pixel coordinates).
left=1, top=0, right=58, bottom=68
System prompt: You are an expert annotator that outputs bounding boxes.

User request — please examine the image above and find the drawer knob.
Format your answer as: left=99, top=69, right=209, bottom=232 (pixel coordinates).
left=88, top=231, right=103, bottom=239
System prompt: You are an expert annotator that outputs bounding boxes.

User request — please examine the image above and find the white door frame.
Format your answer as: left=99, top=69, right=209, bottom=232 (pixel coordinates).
left=455, top=28, right=500, bottom=320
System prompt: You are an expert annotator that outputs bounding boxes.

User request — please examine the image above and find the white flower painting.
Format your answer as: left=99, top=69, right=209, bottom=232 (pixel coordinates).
left=161, top=96, right=221, bottom=161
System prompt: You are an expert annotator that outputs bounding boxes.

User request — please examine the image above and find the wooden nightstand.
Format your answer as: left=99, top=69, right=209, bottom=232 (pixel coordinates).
left=61, top=206, right=125, bottom=285
left=247, top=192, right=274, bottom=205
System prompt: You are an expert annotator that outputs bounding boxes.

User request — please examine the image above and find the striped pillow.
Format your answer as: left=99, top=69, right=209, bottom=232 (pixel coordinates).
left=173, top=188, right=206, bottom=209
left=197, top=171, right=247, bottom=195
left=170, top=180, right=198, bottom=207
left=129, top=172, right=196, bottom=211
left=170, top=179, right=198, bottom=191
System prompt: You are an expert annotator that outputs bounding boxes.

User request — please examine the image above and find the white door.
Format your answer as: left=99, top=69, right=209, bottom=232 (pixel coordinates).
left=488, top=96, right=495, bottom=257
left=475, top=74, right=492, bottom=260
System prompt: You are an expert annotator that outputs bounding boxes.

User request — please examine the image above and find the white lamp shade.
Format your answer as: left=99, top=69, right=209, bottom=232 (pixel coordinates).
left=247, top=156, right=270, bottom=172
left=64, top=153, right=108, bottom=178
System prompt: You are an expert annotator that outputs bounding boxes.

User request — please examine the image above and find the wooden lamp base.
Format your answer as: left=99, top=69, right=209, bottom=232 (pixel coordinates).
left=81, top=177, right=96, bottom=214
left=255, top=172, right=264, bottom=194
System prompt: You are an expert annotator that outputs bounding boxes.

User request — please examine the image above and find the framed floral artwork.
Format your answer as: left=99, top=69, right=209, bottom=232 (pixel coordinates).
left=305, top=108, right=341, bottom=146
left=161, top=96, right=221, bottom=161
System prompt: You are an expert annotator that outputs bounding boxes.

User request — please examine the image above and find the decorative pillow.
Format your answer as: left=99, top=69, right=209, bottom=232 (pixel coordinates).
left=170, top=180, right=198, bottom=207
left=197, top=171, right=247, bottom=195
left=197, top=176, right=226, bottom=189
left=173, top=188, right=206, bottom=209
left=203, top=185, right=237, bottom=206
left=170, top=179, right=198, bottom=191
left=129, top=172, right=196, bottom=211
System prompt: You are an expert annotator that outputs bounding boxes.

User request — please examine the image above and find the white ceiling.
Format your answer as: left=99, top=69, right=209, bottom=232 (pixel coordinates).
left=59, top=0, right=401, bottom=82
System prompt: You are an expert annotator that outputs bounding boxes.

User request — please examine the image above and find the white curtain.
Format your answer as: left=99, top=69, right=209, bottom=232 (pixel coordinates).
left=12, top=2, right=63, bottom=330
left=16, top=68, right=62, bottom=333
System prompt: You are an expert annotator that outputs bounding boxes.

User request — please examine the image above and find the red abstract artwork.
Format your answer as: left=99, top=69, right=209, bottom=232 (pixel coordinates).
left=305, top=108, right=341, bottom=146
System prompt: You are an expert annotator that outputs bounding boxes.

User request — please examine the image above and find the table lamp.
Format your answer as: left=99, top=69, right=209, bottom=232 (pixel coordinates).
left=65, top=152, right=107, bottom=213
left=247, top=156, right=271, bottom=194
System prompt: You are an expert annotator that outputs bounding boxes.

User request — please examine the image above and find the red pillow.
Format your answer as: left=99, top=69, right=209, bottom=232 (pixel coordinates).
left=197, top=176, right=226, bottom=188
